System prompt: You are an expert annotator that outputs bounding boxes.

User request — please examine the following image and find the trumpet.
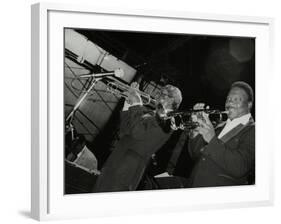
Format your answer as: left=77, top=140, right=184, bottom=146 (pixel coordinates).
left=106, top=81, right=156, bottom=106
left=165, top=109, right=228, bottom=130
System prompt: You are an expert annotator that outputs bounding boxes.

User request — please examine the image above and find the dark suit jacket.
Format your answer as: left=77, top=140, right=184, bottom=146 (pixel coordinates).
left=188, top=118, right=255, bottom=187
left=93, top=105, right=172, bottom=192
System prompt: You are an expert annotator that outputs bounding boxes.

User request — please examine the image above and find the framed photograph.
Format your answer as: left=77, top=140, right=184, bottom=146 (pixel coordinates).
left=31, top=2, right=274, bottom=221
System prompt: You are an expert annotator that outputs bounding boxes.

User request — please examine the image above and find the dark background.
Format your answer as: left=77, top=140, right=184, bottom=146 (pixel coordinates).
left=76, top=29, right=255, bottom=112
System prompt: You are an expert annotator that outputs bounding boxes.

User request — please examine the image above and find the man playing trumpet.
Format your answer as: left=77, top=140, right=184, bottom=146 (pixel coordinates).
left=92, top=82, right=182, bottom=192
left=188, top=81, right=255, bottom=187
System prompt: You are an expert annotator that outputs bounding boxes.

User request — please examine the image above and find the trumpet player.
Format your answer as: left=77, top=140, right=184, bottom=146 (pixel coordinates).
left=188, top=81, right=255, bottom=187
left=92, top=82, right=182, bottom=192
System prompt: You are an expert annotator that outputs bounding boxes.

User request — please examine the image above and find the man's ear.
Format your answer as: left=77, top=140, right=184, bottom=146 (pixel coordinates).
left=248, top=102, right=253, bottom=110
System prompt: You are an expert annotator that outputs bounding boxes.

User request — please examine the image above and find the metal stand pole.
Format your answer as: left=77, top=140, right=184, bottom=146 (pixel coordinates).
left=66, top=78, right=101, bottom=140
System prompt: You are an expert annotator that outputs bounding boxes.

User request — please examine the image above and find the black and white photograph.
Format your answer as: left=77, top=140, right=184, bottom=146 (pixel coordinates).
left=64, top=28, right=255, bottom=194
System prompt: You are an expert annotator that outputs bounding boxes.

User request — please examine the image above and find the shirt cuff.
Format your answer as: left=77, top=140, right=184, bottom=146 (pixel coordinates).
left=122, top=101, right=143, bottom=111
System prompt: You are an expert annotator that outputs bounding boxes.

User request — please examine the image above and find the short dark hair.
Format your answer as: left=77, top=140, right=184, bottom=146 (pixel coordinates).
left=231, top=81, right=254, bottom=103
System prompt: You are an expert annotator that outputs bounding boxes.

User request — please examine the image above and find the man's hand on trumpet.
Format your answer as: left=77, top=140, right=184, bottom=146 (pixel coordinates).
left=190, top=103, right=215, bottom=143
left=122, top=82, right=143, bottom=111
left=196, top=112, right=215, bottom=143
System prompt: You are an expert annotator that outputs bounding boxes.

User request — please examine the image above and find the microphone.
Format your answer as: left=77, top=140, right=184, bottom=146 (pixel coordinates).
left=79, top=68, right=124, bottom=79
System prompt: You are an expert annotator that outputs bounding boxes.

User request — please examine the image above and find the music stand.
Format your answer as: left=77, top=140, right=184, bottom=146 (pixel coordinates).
left=66, top=77, right=102, bottom=141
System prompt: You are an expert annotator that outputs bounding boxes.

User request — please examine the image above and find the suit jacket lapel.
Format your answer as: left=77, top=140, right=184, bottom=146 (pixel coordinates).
left=217, top=117, right=255, bottom=144
left=219, top=124, right=245, bottom=143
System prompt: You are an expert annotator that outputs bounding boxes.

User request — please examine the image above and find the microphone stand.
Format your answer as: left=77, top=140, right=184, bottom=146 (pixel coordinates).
left=66, top=77, right=102, bottom=141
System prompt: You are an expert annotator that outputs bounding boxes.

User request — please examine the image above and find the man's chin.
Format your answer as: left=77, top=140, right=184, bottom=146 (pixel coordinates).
left=227, top=111, right=235, bottom=120
left=228, top=112, right=241, bottom=120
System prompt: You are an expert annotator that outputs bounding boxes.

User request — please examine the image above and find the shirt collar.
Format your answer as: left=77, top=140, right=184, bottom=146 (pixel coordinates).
left=226, top=113, right=251, bottom=125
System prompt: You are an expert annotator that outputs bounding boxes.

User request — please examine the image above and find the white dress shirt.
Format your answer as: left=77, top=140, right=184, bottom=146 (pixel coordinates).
left=218, top=113, right=251, bottom=139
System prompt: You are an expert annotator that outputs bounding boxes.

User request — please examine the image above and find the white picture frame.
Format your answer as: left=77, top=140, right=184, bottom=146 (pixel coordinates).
left=31, top=2, right=274, bottom=221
